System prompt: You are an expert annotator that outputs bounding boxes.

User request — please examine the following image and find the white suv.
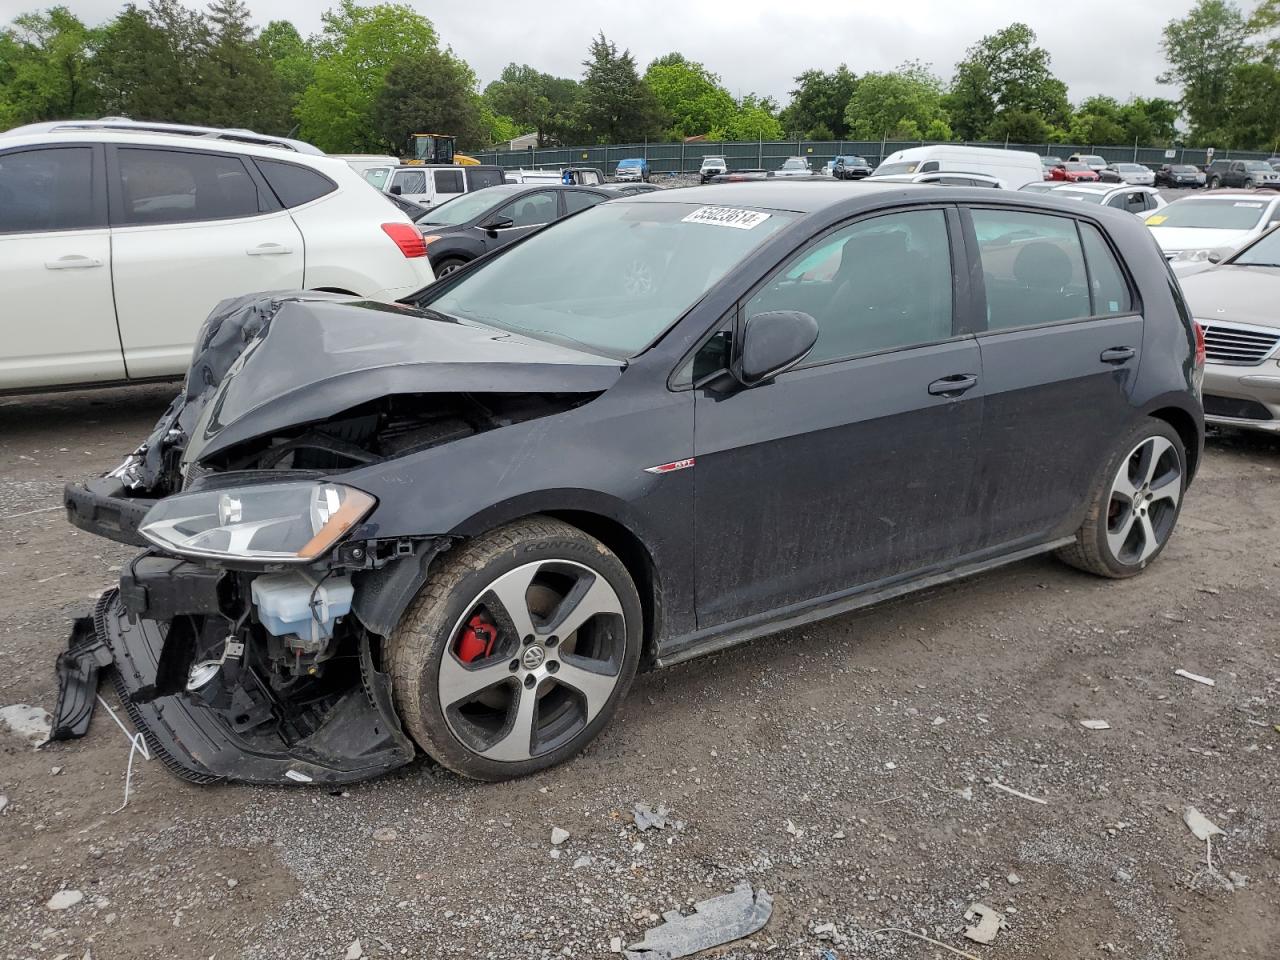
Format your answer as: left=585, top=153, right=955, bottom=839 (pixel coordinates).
left=0, top=126, right=434, bottom=392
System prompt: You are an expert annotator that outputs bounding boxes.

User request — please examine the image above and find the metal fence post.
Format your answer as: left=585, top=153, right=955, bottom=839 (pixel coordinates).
left=758, top=138, right=762, bottom=167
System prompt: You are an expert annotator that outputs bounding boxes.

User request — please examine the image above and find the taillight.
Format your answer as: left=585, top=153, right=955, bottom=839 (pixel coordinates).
left=381, top=223, right=426, bottom=258
left=1193, top=321, right=1206, bottom=368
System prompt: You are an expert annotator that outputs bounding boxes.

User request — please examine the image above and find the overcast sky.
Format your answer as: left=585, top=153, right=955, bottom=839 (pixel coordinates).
left=1, top=0, right=1206, bottom=106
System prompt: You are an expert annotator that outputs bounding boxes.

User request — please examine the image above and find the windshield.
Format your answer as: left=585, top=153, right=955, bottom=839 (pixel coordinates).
left=1042, top=157, right=1062, bottom=166
left=617, top=160, right=642, bottom=169
left=1149, top=198, right=1269, bottom=229
left=782, top=159, right=806, bottom=169
left=1171, top=165, right=1198, bottom=174
left=1244, top=161, right=1273, bottom=172
left=417, top=187, right=516, bottom=226
left=1064, top=162, right=1090, bottom=172
left=1233, top=227, right=1280, bottom=265
left=873, top=161, right=917, bottom=176
left=425, top=201, right=793, bottom=358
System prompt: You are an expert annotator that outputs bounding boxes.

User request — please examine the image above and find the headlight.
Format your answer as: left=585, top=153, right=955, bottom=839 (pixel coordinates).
left=1172, top=249, right=1214, bottom=262
left=138, top=482, right=377, bottom=563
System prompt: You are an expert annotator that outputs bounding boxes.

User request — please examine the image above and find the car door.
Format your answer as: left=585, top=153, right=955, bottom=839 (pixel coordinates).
left=432, top=167, right=465, bottom=206
left=107, top=145, right=304, bottom=379
left=0, top=143, right=124, bottom=390
left=478, top=190, right=559, bottom=254
left=389, top=168, right=430, bottom=205
left=691, top=206, right=985, bottom=628
left=964, top=206, right=1142, bottom=547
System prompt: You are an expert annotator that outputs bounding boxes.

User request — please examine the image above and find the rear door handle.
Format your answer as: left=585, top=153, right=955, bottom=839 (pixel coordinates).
left=928, top=374, right=979, bottom=397
left=246, top=243, right=292, bottom=256
left=1100, top=346, right=1136, bottom=364
left=45, top=255, right=103, bottom=270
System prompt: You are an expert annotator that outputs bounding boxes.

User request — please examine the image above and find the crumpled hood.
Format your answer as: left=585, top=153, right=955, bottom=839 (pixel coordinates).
left=185, top=296, right=623, bottom=465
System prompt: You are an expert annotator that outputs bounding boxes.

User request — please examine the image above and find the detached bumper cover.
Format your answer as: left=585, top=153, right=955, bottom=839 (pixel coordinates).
left=53, top=591, right=416, bottom=785
left=64, top=476, right=155, bottom=547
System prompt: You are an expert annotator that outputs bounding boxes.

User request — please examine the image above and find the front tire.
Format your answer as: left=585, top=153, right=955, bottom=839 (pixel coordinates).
left=433, top=257, right=468, bottom=277
left=387, top=517, right=643, bottom=781
left=1209, top=176, right=1221, bottom=189
left=1056, top=419, right=1186, bottom=579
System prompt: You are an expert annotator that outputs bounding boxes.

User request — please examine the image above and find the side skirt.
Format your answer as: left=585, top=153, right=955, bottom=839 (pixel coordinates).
left=655, top=537, right=1075, bottom=668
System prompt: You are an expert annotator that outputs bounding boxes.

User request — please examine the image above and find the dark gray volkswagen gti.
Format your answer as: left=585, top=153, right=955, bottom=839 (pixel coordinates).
left=60, top=182, right=1205, bottom=785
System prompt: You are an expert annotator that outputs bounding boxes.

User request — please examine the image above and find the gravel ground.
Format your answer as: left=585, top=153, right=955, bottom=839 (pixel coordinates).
left=1, top=377, right=1278, bottom=960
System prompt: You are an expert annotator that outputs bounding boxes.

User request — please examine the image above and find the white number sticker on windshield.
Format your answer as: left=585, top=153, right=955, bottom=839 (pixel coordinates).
left=682, top=206, right=771, bottom=230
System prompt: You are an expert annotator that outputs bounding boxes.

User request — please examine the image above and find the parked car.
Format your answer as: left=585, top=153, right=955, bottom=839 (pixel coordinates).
left=707, top=169, right=770, bottom=183
left=1019, top=181, right=1061, bottom=194
left=598, top=182, right=662, bottom=196
left=1145, top=191, right=1280, bottom=266
left=383, top=164, right=505, bottom=209
left=1069, top=153, right=1109, bottom=173
left=1041, top=155, right=1065, bottom=179
left=60, top=181, right=1203, bottom=786
left=1178, top=227, right=1280, bottom=433
left=1154, top=164, right=1207, bottom=189
left=4, top=117, right=324, bottom=155
left=383, top=191, right=429, bottom=220
left=871, top=171, right=1002, bottom=188
left=561, top=167, right=604, bottom=185
left=1041, top=183, right=1166, bottom=218
left=832, top=155, right=872, bottom=180
left=1206, top=158, right=1280, bottom=190
left=872, top=145, right=1042, bottom=188
left=1048, top=161, right=1101, bottom=183
left=0, top=127, right=433, bottom=392
left=1106, top=163, right=1156, bottom=186
left=615, top=158, right=649, bottom=182
left=336, top=154, right=401, bottom=179
left=414, top=183, right=612, bottom=275
left=775, top=156, right=812, bottom=177
left=504, top=168, right=565, bottom=185
left=699, top=156, right=728, bottom=182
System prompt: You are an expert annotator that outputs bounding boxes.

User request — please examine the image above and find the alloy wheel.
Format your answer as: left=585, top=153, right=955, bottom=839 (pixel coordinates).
left=437, top=560, right=627, bottom=762
left=1106, top=435, right=1182, bottom=566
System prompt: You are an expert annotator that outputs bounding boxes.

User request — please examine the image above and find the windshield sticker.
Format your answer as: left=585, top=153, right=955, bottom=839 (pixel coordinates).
left=1234, top=202, right=1263, bottom=208
left=683, top=206, right=771, bottom=230
left=1145, top=215, right=1167, bottom=225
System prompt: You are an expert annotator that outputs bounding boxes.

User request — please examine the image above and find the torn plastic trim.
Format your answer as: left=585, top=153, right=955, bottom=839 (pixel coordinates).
left=350, top=537, right=452, bottom=638
left=53, top=590, right=416, bottom=785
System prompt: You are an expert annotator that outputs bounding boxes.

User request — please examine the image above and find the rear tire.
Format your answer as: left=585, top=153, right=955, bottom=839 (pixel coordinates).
left=434, top=257, right=468, bottom=277
left=1056, top=419, right=1187, bottom=579
left=387, top=517, right=643, bottom=781
left=1209, top=176, right=1221, bottom=189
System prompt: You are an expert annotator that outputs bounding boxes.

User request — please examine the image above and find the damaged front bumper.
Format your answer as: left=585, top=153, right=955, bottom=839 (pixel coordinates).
left=55, top=588, right=416, bottom=786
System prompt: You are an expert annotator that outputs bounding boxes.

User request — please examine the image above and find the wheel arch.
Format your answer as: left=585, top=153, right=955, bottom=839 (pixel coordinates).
left=1148, top=404, right=1202, bottom=481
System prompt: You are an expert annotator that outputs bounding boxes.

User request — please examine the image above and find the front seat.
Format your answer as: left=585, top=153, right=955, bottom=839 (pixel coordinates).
left=1012, top=241, right=1080, bottom=323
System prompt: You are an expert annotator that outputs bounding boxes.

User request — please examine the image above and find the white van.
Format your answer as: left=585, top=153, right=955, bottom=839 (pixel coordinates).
left=380, top=164, right=505, bottom=209
left=871, top=146, right=1042, bottom=190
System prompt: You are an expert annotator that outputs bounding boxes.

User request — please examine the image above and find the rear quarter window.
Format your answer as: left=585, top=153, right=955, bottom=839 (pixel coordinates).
left=255, top=159, right=336, bottom=208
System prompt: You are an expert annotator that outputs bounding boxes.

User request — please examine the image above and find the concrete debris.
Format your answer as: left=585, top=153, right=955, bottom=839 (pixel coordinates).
left=610, top=937, right=623, bottom=953
left=0, top=794, right=8, bottom=815
left=1183, top=806, right=1224, bottom=841
left=811, top=921, right=839, bottom=941
left=0, top=703, right=52, bottom=744
left=963, top=903, right=1008, bottom=945
left=1080, top=719, right=1112, bottom=730
left=550, top=827, right=570, bottom=846
left=632, top=802, right=671, bottom=832
left=46, top=889, right=84, bottom=911
left=624, top=883, right=772, bottom=960
left=1006, top=872, right=1021, bottom=885
left=1229, top=871, right=1248, bottom=889
left=1113, top=868, right=1133, bottom=883
left=1175, top=669, right=1215, bottom=687
left=372, top=827, right=398, bottom=842
left=956, top=785, right=974, bottom=801
left=344, top=939, right=362, bottom=959
left=784, top=819, right=804, bottom=839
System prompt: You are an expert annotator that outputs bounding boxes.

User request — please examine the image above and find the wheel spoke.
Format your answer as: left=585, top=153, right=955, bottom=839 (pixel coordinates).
left=483, top=563, right=540, bottom=641
left=554, top=656, right=619, bottom=722
left=438, top=654, right=512, bottom=709
left=1150, top=471, right=1181, bottom=508
left=482, top=682, right=539, bottom=762
left=1136, top=513, right=1161, bottom=563
left=545, top=573, right=623, bottom=641
left=1140, top=437, right=1173, bottom=487
left=1107, top=508, right=1138, bottom=559
left=1111, top=465, right=1140, bottom=504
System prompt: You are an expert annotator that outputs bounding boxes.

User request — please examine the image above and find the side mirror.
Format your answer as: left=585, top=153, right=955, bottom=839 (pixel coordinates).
left=480, top=215, right=515, bottom=232
left=1207, top=248, right=1231, bottom=264
left=734, top=310, right=819, bottom=386
left=390, top=185, right=402, bottom=196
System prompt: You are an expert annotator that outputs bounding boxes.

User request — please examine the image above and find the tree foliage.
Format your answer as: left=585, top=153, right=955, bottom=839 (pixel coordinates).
left=644, top=53, right=736, bottom=139
left=1159, top=0, right=1250, bottom=143
left=844, top=62, right=950, bottom=140
left=779, top=65, right=858, bottom=139
left=947, top=24, right=1069, bottom=140
left=374, top=47, right=485, bottom=152
left=574, top=33, right=662, bottom=144
left=483, top=63, right=579, bottom=146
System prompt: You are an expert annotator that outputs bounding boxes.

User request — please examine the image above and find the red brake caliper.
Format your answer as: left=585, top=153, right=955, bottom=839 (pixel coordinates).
left=456, top=613, right=497, bottom=663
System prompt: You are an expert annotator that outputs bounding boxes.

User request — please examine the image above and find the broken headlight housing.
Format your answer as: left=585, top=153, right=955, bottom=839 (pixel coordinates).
left=138, top=482, right=376, bottom=563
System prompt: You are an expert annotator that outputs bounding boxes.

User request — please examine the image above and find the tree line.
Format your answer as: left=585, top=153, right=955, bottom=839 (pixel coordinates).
left=2, top=0, right=1280, bottom=154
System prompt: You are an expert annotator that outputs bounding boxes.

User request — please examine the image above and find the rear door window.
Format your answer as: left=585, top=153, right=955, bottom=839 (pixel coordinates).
left=465, top=167, right=504, bottom=190
left=391, top=169, right=427, bottom=195
left=116, top=148, right=267, bottom=225
left=433, top=168, right=464, bottom=194
left=970, top=209, right=1090, bottom=329
left=0, top=146, right=98, bottom=233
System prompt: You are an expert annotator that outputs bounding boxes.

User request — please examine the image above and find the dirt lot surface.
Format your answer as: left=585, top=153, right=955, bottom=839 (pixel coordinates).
left=0, top=384, right=1277, bottom=960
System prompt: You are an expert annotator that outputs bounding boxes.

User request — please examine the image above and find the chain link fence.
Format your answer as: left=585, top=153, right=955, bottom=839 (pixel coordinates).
left=470, top=139, right=1268, bottom=175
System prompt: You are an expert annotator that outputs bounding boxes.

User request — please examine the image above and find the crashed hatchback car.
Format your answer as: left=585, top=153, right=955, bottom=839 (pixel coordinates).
left=59, top=183, right=1205, bottom=785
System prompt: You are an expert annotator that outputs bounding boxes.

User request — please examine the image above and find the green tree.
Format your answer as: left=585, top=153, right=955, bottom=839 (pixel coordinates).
left=1159, top=0, right=1250, bottom=143
left=986, top=108, right=1049, bottom=144
left=1222, top=62, right=1280, bottom=149
left=199, top=0, right=290, bottom=132
left=844, top=62, right=950, bottom=140
left=94, top=0, right=207, bottom=122
left=719, top=93, right=784, bottom=141
left=778, top=65, right=858, bottom=139
left=1, top=6, right=100, bottom=124
left=483, top=63, right=579, bottom=145
left=1068, top=95, right=1127, bottom=145
left=1118, top=97, right=1179, bottom=145
left=643, top=53, right=736, bottom=139
left=258, top=19, right=314, bottom=129
left=946, top=23, right=1069, bottom=140
left=374, top=48, right=486, bottom=152
left=297, top=0, right=438, bottom=152
left=574, top=32, right=662, bottom=143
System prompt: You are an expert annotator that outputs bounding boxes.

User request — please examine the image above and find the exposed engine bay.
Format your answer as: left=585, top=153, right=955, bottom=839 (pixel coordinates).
left=54, top=291, right=619, bottom=784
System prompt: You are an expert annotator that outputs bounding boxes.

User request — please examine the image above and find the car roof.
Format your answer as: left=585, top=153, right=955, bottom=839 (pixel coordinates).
left=617, top=180, right=1022, bottom=214
left=1, top=118, right=323, bottom=154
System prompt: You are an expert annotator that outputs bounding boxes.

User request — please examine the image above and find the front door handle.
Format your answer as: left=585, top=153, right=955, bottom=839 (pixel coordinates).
left=45, top=255, right=103, bottom=270
left=1100, top=346, right=1136, bottom=364
left=928, top=374, right=979, bottom=397
left=246, top=243, right=293, bottom=256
